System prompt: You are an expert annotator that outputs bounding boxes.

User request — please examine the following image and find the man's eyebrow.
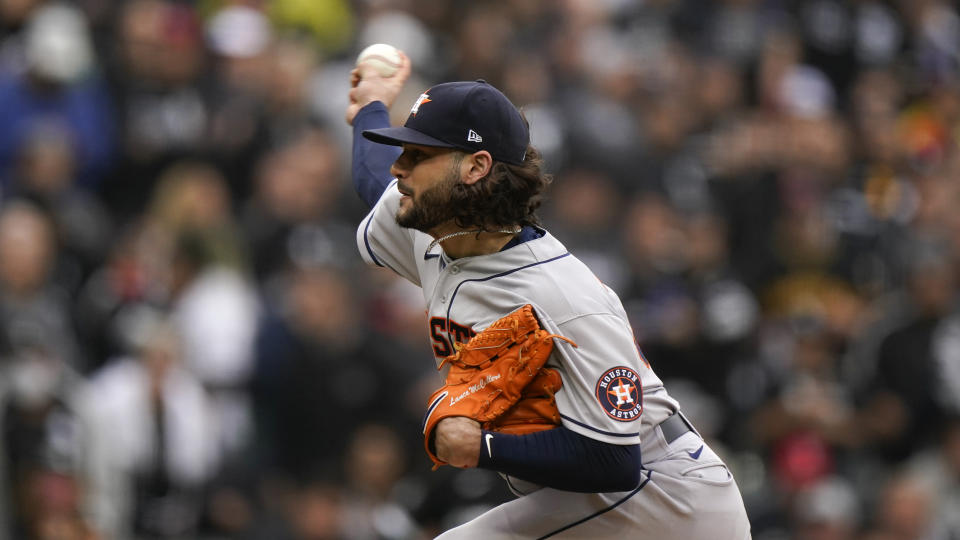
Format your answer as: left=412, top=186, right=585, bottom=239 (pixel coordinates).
left=406, top=147, right=448, bottom=160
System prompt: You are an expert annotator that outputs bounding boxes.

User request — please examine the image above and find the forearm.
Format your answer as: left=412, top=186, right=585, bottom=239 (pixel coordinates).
left=478, top=426, right=643, bottom=493
left=352, top=101, right=401, bottom=207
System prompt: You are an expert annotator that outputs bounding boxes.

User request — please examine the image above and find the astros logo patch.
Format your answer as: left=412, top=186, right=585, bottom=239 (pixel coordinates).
left=595, top=366, right=643, bottom=422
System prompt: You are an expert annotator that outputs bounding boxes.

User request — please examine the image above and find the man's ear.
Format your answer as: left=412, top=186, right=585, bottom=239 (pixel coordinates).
left=461, top=151, right=493, bottom=185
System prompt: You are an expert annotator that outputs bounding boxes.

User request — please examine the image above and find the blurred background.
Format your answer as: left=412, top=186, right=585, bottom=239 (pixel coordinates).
left=1, top=0, right=959, bottom=538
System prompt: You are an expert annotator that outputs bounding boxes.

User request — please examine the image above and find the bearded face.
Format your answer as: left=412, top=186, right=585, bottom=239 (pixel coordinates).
left=395, top=161, right=462, bottom=232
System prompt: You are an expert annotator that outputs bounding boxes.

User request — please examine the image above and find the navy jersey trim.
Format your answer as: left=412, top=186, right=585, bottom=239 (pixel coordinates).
left=500, top=225, right=545, bottom=251
left=445, top=252, right=571, bottom=329
left=560, top=413, right=640, bottom=438
left=421, top=391, right=448, bottom=433
left=363, top=215, right=384, bottom=267
left=504, top=475, right=528, bottom=498
left=536, top=470, right=652, bottom=539
left=363, top=180, right=398, bottom=268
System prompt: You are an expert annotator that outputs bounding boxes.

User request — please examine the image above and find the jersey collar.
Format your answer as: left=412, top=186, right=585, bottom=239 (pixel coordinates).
left=423, top=225, right=544, bottom=262
left=500, top=225, right=544, bottom=251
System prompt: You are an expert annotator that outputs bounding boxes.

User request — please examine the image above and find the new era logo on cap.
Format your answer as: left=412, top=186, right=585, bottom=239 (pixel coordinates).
left=362, top=80, right=529, bottom=165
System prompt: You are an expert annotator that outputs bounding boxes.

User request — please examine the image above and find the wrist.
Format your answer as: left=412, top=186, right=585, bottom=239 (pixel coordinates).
left=354, top=100, right=390, bottom=124
left=356, top=99, right=388, bottom=115
left=435, top=417, right=482, bottom=468
left=478, top=430, right=496, bottom=468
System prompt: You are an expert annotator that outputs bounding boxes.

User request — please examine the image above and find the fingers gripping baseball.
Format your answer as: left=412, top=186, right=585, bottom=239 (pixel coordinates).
left=345, top=49, right=412, bottom=125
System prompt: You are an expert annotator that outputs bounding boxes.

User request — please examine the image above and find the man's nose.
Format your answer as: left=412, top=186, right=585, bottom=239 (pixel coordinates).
left=390, top=158, right=407, bottom=179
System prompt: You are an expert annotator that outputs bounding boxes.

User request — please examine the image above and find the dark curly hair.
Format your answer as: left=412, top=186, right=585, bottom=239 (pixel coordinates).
left=446, top=144, right=551, bottom=231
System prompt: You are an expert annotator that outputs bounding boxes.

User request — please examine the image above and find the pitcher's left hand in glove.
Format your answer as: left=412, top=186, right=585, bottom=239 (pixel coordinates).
left=421, top=304, right=576, bottom=468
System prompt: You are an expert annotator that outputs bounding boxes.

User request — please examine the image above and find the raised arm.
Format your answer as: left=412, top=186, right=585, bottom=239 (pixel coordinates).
left=346, top=51, right=411, bottom=207
left=351, top=103, right=400, bottom=207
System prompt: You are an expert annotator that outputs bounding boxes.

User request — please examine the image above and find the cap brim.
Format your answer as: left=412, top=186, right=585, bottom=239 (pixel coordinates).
left=362, top=126, right=456, bottom=149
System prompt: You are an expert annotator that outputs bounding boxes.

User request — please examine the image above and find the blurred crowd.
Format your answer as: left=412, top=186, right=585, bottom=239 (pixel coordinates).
left=0, top=0, right=959, bottom=538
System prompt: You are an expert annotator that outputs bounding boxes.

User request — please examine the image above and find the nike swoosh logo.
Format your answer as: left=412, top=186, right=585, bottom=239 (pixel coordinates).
left=485, top=433, right=494, bottom=457
left=688, top=445, right=704, bottom=460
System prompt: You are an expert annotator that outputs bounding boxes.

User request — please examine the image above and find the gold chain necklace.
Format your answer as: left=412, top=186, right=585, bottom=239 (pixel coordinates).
left=427, top=228, right=521, bottom=252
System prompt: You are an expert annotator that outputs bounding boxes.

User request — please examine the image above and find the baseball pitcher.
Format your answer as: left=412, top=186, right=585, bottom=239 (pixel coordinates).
left=346, top=51, right=752, bottom=539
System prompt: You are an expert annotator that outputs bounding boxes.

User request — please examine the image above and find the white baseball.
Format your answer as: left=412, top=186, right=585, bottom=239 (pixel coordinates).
left=356, top=43, right=402, bottom=77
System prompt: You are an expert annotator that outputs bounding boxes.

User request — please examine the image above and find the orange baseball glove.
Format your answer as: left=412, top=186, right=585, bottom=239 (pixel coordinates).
left=421, top=305, right=576, bottom=468
left=483, top=367, right=564, bottom=435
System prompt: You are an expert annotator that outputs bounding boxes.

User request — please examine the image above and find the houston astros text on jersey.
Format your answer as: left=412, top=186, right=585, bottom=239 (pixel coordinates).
left=347, top=54, right=752, bottom=539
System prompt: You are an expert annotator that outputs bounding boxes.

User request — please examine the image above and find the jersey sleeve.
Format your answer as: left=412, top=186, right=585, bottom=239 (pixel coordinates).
left=546, top=312, right=666, bottom=446
left=356, top=184, right=422, bottom=286
left=352, top=101, right=402, bottom=207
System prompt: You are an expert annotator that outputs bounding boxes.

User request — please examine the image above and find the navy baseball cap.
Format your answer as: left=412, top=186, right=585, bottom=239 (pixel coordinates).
left=363, top=80, right=529, bottom=165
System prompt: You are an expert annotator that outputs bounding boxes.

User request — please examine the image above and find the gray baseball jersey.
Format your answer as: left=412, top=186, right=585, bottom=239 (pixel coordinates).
left=357, top=182, right=752, bottom=539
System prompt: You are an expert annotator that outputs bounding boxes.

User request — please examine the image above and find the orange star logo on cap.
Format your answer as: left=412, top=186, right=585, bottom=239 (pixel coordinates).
left=410, top=92, right=431, bottom=116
